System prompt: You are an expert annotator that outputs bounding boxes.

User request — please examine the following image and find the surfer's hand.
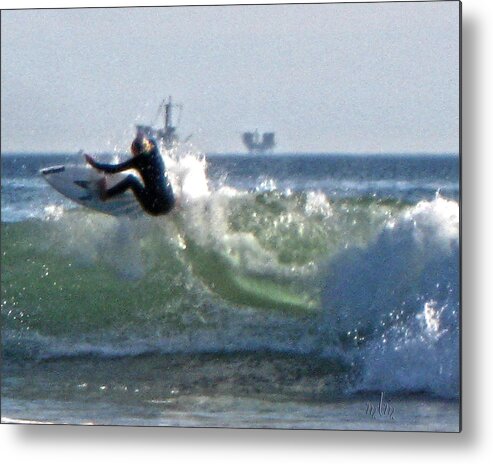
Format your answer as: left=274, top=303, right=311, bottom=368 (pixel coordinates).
left=85, top=154, right=97, bottom=167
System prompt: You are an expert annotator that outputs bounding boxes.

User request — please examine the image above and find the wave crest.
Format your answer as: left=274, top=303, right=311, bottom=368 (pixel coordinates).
left=321, top=197, right=459, bottom=398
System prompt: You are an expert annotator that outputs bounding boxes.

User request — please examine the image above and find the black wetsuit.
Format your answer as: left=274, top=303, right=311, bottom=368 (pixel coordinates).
left=92, top=141, right=175, bottom=215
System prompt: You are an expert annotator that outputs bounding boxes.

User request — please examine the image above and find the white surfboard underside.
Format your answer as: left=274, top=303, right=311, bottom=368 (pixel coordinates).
left=41, top=164, right=143, bottom=217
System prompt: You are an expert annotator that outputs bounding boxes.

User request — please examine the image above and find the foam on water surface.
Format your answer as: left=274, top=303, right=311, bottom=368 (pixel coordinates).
left=1, top=151, right=460, bottom=400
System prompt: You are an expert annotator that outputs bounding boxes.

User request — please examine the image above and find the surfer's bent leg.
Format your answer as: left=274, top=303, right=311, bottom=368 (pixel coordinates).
left=104, top=174, right=149, bottom=208
left=104, top=174, right=174, bottom=216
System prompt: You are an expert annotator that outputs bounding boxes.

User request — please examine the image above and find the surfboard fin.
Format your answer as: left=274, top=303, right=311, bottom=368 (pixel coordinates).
left=74, top=180, right=91, bottom=189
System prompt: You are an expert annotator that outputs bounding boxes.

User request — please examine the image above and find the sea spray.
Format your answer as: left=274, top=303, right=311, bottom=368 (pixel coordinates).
left=320, top=196, right=459, bottom=397
left=2, top=153, right=459, bottom=400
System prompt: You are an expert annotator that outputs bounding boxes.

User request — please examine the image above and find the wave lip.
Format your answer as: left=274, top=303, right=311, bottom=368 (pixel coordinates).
left=321, top=197, right=459, bottom=398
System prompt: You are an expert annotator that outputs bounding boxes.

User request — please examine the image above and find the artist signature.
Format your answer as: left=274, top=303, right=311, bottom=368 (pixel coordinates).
left=365, top=392, right=395, bottom=420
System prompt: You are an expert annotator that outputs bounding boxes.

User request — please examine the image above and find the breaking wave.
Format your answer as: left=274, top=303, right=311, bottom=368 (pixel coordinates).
left=1, top=150, right=459, bottom=398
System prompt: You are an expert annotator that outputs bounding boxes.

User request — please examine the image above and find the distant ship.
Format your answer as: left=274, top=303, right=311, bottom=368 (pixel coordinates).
left=242, top=130, right=276, bottom=153
left=136, top=96, right=191, bottom=150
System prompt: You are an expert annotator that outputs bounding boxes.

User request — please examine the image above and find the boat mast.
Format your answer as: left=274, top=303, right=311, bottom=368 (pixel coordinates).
left=164, top=96, right=172, bottom=131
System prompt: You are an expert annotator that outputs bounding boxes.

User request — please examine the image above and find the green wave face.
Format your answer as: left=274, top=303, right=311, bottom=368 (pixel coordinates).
left=1, top=191, right=402, bottom=342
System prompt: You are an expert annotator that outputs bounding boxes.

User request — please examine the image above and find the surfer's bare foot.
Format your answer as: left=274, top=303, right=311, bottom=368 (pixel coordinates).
left=97, top=177, right=108, bottom=201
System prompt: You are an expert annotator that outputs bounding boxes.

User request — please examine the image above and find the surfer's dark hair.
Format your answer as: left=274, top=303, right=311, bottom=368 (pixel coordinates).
left=131, top=137, right=152, bottom=156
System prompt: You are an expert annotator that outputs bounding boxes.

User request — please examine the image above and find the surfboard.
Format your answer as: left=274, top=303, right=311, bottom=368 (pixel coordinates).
left=41, top=164, right=143, bottom=217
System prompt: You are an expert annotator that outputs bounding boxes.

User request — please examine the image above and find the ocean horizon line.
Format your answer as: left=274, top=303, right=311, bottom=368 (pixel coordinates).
left=1, top=150, right=460, bottom=158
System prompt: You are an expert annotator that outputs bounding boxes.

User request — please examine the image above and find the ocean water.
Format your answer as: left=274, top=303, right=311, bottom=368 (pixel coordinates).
left=1, top=149, right=460, bottom=431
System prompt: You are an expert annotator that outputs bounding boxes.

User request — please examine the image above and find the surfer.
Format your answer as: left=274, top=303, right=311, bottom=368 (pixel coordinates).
left=84, top=134, right=175, bottom=216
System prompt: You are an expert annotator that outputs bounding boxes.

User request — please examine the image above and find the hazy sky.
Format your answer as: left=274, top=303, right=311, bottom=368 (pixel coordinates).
left=1, top=2, right=459, bottom=154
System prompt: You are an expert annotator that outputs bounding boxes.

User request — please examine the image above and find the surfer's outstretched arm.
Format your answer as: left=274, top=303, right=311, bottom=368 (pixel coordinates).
left=85, top=154, right=137, bottom=174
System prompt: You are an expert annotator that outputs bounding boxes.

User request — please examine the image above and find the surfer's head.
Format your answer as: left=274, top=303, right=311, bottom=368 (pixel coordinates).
left=131, top=136, right=153, bottom=156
